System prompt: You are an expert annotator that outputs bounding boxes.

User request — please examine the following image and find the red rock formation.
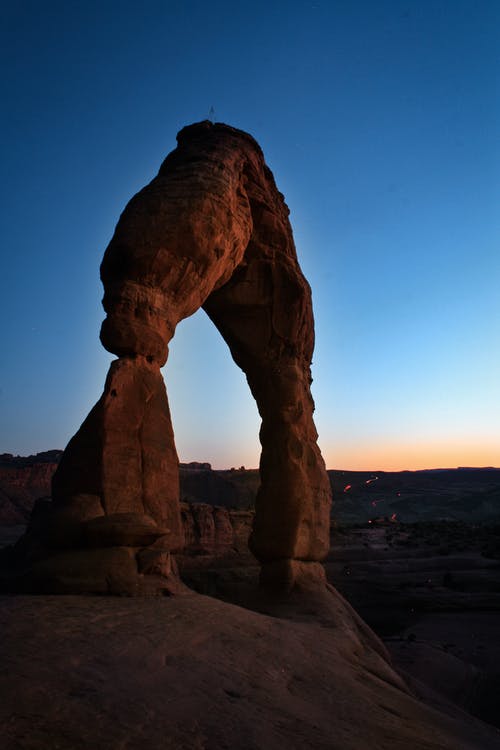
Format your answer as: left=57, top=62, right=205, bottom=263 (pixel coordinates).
left=52, top=357, right=183, bottom=547
left=181, top=503, right=240, bottom=556
left=0, top=453, right=61, bottom=524
left=7, top=121, right=332, bottom=594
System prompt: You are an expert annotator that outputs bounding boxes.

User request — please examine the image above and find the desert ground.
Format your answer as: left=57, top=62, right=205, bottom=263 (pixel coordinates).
left=1, top=459, right=500, bottom=748
left=2, top=518, right=500, bottom=749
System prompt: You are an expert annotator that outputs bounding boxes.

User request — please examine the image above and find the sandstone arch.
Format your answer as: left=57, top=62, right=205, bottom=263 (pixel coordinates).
left=12, top=122, right=332, bottom=593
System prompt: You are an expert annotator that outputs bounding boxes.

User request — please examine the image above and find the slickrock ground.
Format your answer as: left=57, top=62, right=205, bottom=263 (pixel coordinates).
left=2, top=465, right=500, bottom=747
left=2, top=587, right=500, bottom=750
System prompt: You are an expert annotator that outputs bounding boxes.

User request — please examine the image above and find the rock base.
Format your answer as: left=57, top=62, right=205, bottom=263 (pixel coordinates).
left=259, top=559, right=327, bottom=592
left=0, top=506, right=188, bottom=596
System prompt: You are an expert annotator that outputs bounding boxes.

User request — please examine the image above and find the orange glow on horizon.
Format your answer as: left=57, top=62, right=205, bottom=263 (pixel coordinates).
left=196, top=436, right=498, bottom=473
left=320, top=438, right=499, bottom=472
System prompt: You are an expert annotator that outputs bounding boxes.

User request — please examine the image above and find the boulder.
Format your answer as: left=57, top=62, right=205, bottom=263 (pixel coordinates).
left=83, top=512, right=166, bottom=548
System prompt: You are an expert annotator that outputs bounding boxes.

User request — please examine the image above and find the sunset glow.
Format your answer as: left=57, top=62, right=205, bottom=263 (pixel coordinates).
left=319, top=438, right=500, bottom=473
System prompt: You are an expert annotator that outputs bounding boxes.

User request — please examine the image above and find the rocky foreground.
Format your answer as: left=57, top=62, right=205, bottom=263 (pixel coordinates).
left=2, top=585, right=500, bottom=750
left=2, top=520, right=500, bottom=749
left=2, top=458, right=500, bottom=748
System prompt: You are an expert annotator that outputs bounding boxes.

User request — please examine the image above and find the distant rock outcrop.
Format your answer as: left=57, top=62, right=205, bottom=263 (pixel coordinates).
left=180, top=503, right=253, bottom=558
left=179, top=465, right=260, bottom=510
left=180, top=461, right=212, bottom=472
left=0, top=452, right=62, bottom=524
left=4, top=121, right=331, bottom=594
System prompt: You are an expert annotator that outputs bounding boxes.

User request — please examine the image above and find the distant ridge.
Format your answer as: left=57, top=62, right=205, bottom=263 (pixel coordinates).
left=417, top=466, right=499, bottom=473
left=0, top=452, right=499, bottom=526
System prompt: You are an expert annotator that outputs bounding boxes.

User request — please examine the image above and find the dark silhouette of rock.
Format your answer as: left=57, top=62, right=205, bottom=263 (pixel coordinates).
left=180, top=461, right=212, bottom=471
left=3, top=121, right=332, bottom=593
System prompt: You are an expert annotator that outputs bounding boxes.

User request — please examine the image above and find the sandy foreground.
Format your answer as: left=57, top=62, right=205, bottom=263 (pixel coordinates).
left=2, top=584, right=500, bottom=750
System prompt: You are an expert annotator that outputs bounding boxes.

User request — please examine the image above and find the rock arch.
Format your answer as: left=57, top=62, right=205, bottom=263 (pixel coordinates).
left=12, top=122, right=332, bottom=593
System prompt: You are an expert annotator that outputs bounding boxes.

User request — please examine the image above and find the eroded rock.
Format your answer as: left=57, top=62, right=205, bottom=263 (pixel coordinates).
left=5, top=121, right=332, bottom=594
left=83, top=512, right=167, bottom=548
left=181, top=503, right=236, bottom=556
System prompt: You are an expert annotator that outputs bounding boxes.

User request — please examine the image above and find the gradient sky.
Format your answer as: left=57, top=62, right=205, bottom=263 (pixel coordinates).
left=1, top=0, right=499, bottom=470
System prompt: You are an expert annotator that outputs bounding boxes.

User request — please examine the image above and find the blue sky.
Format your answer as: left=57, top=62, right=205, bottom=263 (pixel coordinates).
left=1, top=0, right=499, bottom=469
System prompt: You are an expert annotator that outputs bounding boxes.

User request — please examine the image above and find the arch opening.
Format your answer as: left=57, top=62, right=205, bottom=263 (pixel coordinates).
left=164, top=307, right=260, bottom=470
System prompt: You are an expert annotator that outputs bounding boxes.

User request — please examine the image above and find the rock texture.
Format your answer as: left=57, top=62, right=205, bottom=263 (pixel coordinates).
left=2, top=591, right=499, bottom=750
left=52, top=357, right=183, bottom=548
left=5, top=121, right=331, bottom=593
left=180, top=503, right=253, bottom=558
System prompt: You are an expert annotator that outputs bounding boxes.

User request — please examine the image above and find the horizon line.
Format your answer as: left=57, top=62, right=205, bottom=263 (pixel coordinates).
left=2, top=450, right=499, bottom=474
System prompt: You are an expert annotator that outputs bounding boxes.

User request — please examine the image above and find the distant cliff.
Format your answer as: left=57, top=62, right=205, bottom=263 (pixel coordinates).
left=0, top=451, right=62, bottom=524
left=1, top=453, right=499, bottom=526
left=179, top=465, right=259, bottom=510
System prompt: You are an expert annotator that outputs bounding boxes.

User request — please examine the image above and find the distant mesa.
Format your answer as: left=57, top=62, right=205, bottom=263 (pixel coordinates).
left=0, top=450, right=63, bottom=466
left=179, top=461, right=212, bottom=472
left=1, top=121, right=331, bottom=594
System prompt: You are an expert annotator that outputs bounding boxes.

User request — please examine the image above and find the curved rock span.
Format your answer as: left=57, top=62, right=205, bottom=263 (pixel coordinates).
left=5, top=121, right=332, bottom=594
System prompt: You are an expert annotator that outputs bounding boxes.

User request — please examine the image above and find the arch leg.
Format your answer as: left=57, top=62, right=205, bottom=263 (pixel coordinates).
left=204, top=254, right=332, bottom=588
